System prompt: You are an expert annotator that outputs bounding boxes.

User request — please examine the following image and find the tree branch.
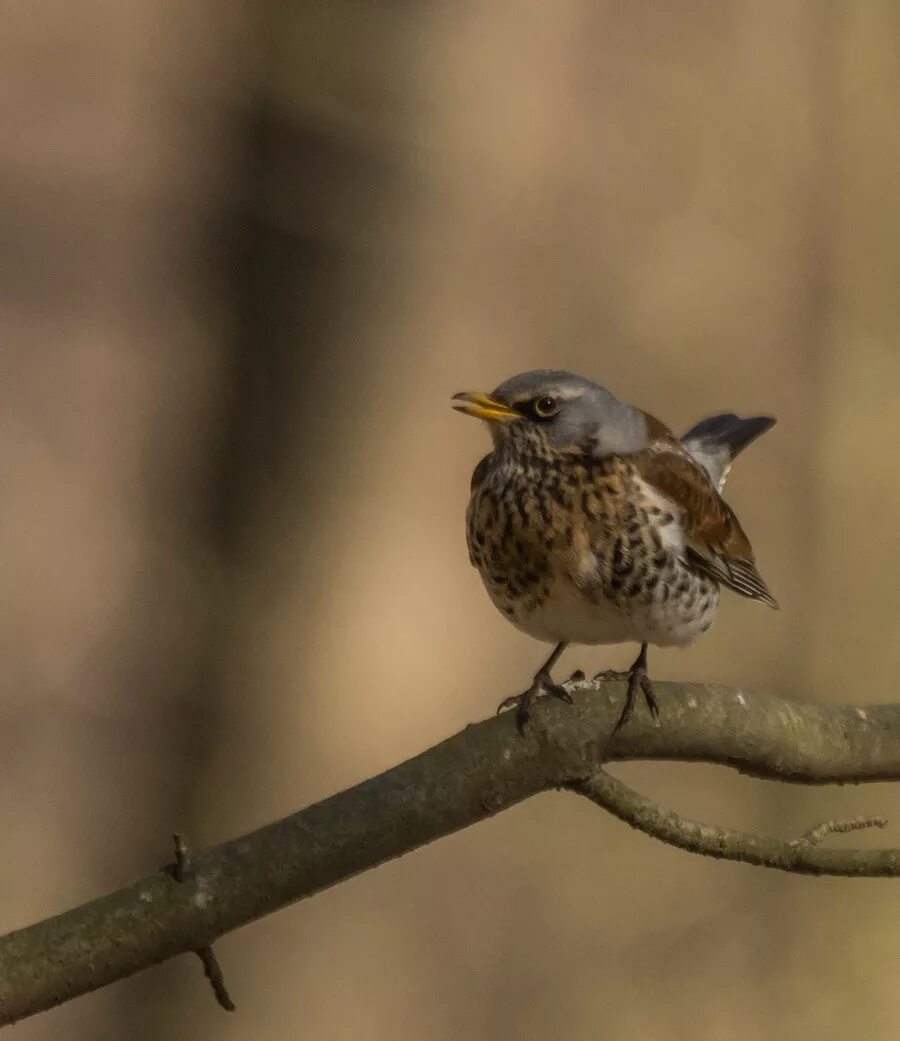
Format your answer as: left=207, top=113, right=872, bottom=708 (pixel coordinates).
left=2, top=677, right=900, bottom=1025
left=570, top=769, right=894, bottom=876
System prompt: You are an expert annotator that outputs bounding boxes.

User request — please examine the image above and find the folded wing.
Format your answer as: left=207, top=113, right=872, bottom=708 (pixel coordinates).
left=633, top=439, right=778, bottom=608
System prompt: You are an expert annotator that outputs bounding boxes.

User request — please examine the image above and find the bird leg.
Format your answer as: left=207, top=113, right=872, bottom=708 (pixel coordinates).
left=594, top=643, right=659, bottom=732
left=496, top=641, right=572, bottom=735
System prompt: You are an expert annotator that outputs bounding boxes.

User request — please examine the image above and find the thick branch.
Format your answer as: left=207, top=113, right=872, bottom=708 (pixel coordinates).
left=1, top=678, right=899, bottom=1025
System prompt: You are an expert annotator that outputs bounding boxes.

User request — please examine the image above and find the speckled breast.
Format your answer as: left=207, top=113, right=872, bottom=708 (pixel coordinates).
left=466, top=446, right=720, bottom=647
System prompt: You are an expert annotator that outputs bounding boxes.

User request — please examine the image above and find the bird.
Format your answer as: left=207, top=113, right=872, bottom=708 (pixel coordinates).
left=452, top=370, right=777, bottom=734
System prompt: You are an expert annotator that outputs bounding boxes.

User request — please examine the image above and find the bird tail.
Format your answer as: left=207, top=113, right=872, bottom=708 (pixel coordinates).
left=681, top=414, right=776, bottom=491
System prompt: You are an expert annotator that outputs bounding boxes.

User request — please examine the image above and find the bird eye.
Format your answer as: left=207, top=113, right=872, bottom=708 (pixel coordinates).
left=533, top=395, right=559, bottom=418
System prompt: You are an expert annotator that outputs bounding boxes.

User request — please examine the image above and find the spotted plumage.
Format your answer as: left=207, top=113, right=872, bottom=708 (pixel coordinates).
left=453, top=370, right=777, bottom=733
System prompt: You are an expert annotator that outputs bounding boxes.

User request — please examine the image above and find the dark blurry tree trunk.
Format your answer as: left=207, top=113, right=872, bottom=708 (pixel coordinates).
left=137, top=4, right=404, bottom=1037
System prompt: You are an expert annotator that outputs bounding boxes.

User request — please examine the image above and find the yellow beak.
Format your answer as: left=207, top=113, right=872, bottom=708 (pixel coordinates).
left=451, top=391, right=520, bottom=422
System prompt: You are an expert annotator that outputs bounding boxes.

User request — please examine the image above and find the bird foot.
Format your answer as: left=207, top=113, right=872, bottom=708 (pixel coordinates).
left=594, top=653, right=659, bottom=732
left=496, top=670, right=574, bottom=735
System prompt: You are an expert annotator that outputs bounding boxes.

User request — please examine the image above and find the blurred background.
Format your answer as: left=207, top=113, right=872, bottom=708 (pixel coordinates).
left=2, top=2, right=899, bottom=1039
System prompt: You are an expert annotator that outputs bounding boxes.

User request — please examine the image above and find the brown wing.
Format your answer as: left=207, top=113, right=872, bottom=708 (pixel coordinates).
left=634, top=437, right=778, bottom=608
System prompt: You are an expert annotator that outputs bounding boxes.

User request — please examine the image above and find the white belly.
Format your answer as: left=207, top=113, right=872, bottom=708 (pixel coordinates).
left=490, top=573, right=719, bottom=649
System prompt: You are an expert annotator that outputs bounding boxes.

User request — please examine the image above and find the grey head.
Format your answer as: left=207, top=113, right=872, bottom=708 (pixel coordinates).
left=453, top=369, right=649, bottom=456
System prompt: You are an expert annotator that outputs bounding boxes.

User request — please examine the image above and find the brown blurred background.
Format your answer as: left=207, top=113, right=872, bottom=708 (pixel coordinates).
left=2, top=2, right=899, bottom=1039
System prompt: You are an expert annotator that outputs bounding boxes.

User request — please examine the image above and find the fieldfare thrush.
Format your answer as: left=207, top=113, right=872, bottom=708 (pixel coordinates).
left=453, top=370, right=777, bottom=734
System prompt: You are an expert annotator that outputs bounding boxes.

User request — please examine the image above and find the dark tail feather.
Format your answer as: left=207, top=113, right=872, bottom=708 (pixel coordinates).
left=681, top=414, right=776, bottom=491
left=681, top=414, right=776, bottom=459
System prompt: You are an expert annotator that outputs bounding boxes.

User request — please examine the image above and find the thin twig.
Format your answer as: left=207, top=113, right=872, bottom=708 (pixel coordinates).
left=570, top=768, right=898, bottom=877
left=791, top=815, right=888, bottom=847
left=195, top=947, right=236, bottom=1012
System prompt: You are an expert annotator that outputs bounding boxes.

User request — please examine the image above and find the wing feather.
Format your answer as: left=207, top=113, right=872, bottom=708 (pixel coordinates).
left=633, top=439, right=778, bottom=608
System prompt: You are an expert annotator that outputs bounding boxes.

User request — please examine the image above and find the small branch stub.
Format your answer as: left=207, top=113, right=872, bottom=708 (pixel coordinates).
left=196, top=946, right=236, bottom=1013
left=172, top=833, right=192, bottom=883
left=171, top=833, right=235, bottom=1013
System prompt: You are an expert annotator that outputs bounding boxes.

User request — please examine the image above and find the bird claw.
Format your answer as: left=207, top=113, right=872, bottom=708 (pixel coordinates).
left=612, top=662, right=657, bottom=733
left=496, top=671, right=574, bottom=734
left=496, top=693, right=522, bottom=714
left=548, top=682, right=574, bottom=705
left=599, top=645, right=658, bottom=733
left=496, top=688, right=536, bottom=734
left=640, top=673, right=660, bottom=719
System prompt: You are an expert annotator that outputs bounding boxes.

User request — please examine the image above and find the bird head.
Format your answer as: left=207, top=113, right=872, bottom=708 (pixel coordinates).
left=452, top=369, right=648, bottom=456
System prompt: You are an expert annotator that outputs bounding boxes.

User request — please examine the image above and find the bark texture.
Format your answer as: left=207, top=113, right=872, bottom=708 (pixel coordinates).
left=1, top=678, right=899, bottom=1025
